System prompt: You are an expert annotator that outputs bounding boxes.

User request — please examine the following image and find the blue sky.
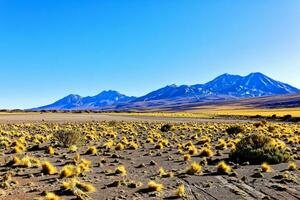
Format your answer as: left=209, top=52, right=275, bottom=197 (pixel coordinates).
left=0, top=0, right=300, bottom=109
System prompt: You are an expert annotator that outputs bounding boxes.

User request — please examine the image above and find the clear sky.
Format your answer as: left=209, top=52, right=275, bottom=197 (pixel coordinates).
left=0, top=0, right=300, bottom=109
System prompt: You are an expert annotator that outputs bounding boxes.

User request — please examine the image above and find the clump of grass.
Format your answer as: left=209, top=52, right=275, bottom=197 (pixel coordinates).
left=0, top=172, right=18, bottom=189
left=115, top=165, right=127, bottom=176
left=261, top=163, right=272, bottom=172
left=9, top=156, right=40, bottom=168
left=183, top=154, right=191, bottom=161
left=12, top=141, right=26, bottom=153
left=164, top=172, right=174, bottom=178
left=230, top=133, right=291, bottom=164
left=216, top=139, right=227, bottom=150
left=115, top=143, right=124, bottom=151
left=86, top=146, right=97, bottom=155
left=147, top=181, right=163, bottom=192
left=103, top=140, right=114, bottom=149
left=60, top=165, right=79, bottom=178
left=158, top=167, right=165, bottom=177
left=197, top=135, right=211, bottom=145
left=128, top=141, right=139, bottom=150
left=62, top=178, right=96, bottom=199
left=155, top=142, right=164, bottom=150
left=47, top=146, right=55, bottom=156
left=188, top=145, right=198, bottom=155
left=187, top=162, right=202, bottom=175
left=20, top=156, right=32, bottom=168
left=199, top=147, right=214, bottom=157
left=288, top=162, right=297, bottom=171
left=44, top=192, right=60, bottom=200
left=11, top=156, right=21, bottom=166
left=76, top=158, right=91, bottom=174
left=176, top=183, right=185, bottom=197
left=41, top=161, right=57, bottom=175
left=216, top=161, right=231, bottom=174
left=69, top=145, right=78, bottom=152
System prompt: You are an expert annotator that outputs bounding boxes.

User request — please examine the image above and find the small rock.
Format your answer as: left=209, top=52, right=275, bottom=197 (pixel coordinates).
left=251, top=172, right=264, bottom=178
left=150, top=160, right=157, bottom=166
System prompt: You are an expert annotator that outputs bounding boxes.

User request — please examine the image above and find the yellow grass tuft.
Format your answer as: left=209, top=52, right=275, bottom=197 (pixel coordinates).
left=69, top=145, right=77, bottom=152
left=60, top=165, right=79, bottom=178
left=41, top=161, right=57, bottom=175
left=115, top=143, right=124, bottom=150
left=77, top=158, right=91, bottom=174
left=115, top=165, right=127, bottom=176
left=155, top=142, right=164, bottom=149
left=216, top=139, right=227, bottom=150
left=44, top=192, right=60, bottom=200
left=188, top=145, right=198, bottom=155
left=217, top=161, right=231, bottom=174
left=288, top=162, right=297, bottom=171
left=20, top=156, right=32, bottom=168
left=47, top=146, right=55, bottom=156
left=103, top=140, right=114, bottom=149
left=176, top=183, right=185, bottom=197
left=86, top=146, right=97, bottom=155
left=11, top=156, right=21, bottom=165
left=158, top=167, right=165, bottom=177
left=183, top=154, right=191, bottom=161
left=199, top=147, right=214, bottom=157
left=129, top=141, right=139, bottom=150
left=261, top=163, right=272, bottom=172
left=148, top=181, right=163, bottom=192
left=62, top=178, right=96, bottom=198
left=187, top=162, right=202, bottom=175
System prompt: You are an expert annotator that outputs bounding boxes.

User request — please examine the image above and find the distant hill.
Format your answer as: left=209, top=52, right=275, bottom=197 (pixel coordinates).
left=135, top=72, right=299, bottom=101
left=34, top=90, right=136, bottom=111
left=32, top=72, right=300, bottom=111
left=218, top=93, right=300, bottom=109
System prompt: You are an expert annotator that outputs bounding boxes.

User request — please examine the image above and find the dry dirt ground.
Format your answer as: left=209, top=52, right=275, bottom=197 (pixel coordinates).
left=0, top=113, right=235, bottom=123
left=0, top=115, right=299, bottom=200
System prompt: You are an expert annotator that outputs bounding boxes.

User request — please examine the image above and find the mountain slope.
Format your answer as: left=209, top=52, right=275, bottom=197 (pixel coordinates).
left=135, top=72, right=300, bottom=101
left=33, top=72, right=300, bottom=111
left=36, top=94, right=83, bottom=110
left=133, top=85, right=200, bottom=101
left=34, top=91, right=136, bottom=111
left=226, top=72, right=300, bottom=97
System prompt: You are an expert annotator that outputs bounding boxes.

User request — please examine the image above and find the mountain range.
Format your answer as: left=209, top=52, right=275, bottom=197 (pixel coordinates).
left=33, top=72, right=300, bottom=111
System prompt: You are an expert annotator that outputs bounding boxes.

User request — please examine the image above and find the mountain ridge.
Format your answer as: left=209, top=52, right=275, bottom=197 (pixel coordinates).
left=33, top=72, right=300, bottom=111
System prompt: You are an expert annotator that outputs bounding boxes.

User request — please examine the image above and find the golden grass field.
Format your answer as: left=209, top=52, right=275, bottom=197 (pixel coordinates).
left=111, top=106, right=300, bottom=118
left=189, top=106, right=300, bottom=117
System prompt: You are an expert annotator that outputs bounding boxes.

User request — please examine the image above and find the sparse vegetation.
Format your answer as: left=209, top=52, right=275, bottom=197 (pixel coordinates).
left=226, top=125, right=244, bottom=135
left=0, top=119, right=298, bottom=199
left=230, top=133, right=291, bottom=164
left=261, top=163, right=272, bottom=172
left=54, top=129, right=83, bottom=147
left=216, top=161, right=232, bottom=174
left=160, top=124, right=173, bottom=132
left=187, top=162, right=202, bottom=175
left=147, top=181, right=163, bottom=192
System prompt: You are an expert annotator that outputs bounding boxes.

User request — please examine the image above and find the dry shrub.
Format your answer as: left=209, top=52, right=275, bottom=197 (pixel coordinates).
left=226, top=125, right=244, bottom=135
left=230, top=133, right=290, bottom=164
left=160, top=124, right=172, bottom=132
left=54, top=129, right=83, bottom=148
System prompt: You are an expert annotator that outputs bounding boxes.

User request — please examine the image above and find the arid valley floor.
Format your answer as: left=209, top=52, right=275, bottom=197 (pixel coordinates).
left=0, top=113, right=299, bottom=200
